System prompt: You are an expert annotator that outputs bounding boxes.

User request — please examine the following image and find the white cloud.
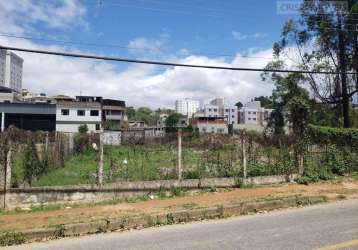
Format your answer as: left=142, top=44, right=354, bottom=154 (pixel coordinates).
left=0, top=0, right=88, bottom=34
left=232, top=31, right=248, bottom=41
left=127, top=33, right=169, bottom=56
left=232, top=31, right=269, bottom=41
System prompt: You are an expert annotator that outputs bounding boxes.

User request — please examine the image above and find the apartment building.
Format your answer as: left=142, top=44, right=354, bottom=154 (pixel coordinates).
left=0, top=50, right=5, bottom=88
left=56, top=96, right=102, bottom=133
left=199, top=98, right=238, bottom=125
left=0, top=50, right=23, bottom=93
left=236, top=101, right=273, bottom=131
left=175, top=99, right=200, bottom=118
left=192, top=117, right=228, bottom=134
left=102, top=99, right=127, bottom=130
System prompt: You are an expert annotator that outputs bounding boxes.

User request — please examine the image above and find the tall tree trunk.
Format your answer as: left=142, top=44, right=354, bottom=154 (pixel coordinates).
left=338, top=17, right=351, bottom=128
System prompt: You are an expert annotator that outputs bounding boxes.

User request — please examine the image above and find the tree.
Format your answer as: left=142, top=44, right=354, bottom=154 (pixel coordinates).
left=262, top=71, right=311, bottom=174
left=273, top=0, right=358, bottom=127
left=78, top=124, right=88, bottom=133
left=235, top=101, right=243, bottom=109
left=165, top=113, right=181, bottom=132
left=262, top=70, right=310, bottom=135
left=125, top=107, right=136, bottom=121
left=253, top=96, right=274, bottom=109
left=135, top=107, right=156, bottom=125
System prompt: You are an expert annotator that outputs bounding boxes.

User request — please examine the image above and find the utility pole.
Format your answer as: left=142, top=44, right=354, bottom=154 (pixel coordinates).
left=177, top=128, right=182, bottom=181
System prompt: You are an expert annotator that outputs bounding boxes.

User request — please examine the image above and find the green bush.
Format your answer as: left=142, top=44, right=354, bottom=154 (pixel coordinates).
left=78, top=124, right=89, bottom=134
left=325, top=145, right=353, bottom=175
left=0, top=232, right=25, bottom=246
left=74, top=133, right=90, bottom=153
left=308, top=124, right=358, bottom=146
left=295, top=163, right=334, bottom=185
left=23, top=139, right=41, bottom=185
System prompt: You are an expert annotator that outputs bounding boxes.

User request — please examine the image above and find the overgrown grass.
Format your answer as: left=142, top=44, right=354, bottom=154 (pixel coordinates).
left=32, top=150, right=98, bottom=187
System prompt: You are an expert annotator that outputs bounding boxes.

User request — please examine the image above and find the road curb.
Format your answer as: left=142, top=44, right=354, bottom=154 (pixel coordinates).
left=4, top=195, right=328, bottom=244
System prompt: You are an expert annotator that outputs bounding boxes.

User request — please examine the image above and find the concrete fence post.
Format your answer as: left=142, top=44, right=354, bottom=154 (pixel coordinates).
left=45, top=132, right=49, bottom=152
left=98, top=131, right=104, bottom=186
left=241, top=132, right=247, bottom=180
left=1, top=112, right=5, bottom=132
left=6, top=144, right=12, bottom=190
left=177, top=128, right=182, bottom=181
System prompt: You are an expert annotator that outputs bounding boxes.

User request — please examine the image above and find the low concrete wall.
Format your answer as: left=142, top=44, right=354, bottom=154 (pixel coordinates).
left=3, top=175, right=295, bottom=209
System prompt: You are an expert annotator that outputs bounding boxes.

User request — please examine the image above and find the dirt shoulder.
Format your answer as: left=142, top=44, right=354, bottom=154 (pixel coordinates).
left=0, top=178, right=357, bottom=232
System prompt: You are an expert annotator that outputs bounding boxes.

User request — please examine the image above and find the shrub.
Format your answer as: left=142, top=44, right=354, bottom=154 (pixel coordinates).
left=0, top=232, right=25, bottom=246
left=325, top=145, right=353, bottom=175
left=307, top=124, right=358, bottom=146
left=78, top=124, right=89, bottom=134
left=74, top=133, right=90, bottom=153
left=23, top=139, right=41, bottom=185
left=295, top=163, right=334, bottom=185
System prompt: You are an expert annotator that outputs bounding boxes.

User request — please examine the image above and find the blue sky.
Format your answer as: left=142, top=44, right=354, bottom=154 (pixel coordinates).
left=34, top=0, right=289, bottom=58
left=0, top=0, right=299, bottom=108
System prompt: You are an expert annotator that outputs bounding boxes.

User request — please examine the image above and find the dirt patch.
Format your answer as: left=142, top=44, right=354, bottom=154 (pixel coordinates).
left=0, top=179, right=357, bottom=232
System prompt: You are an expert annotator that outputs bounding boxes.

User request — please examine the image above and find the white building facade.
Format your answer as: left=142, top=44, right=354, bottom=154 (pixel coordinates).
left=1, top=51, right=23, bottom=93
left=237, top=101, right=273, bottom=130
left=0, top=50, right=6, bottom=88
left=200, top=98, right=238, bottom=125
left=56, top=101, right=102, bottom=133
left=175, top=99, right=200, bottom=118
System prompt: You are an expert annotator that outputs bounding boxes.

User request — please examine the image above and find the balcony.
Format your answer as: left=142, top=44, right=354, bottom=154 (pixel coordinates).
left=105, top=114, right=125, bottom=121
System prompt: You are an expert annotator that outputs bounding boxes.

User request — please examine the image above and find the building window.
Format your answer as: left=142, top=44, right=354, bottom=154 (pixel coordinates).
left=77, top=110, right=85, bottom=116
left=95, top=124, right=100, bottom=130
left=214, top=109, right=217, bottom=112
left=225, top=109, right=229, bottom=112
left=248, top=118, right=251, bottom=120
left=253, top=112, right=257, bottom=115
left=248, top=111, right=251, bottom=114
left=61, top=109, right=69, bottom=116
left=253, top=118, right=256, bottom=121
left=209, top=109, right=212, bottom=112
left=90, top=110, right=99, bottom=116
left=232, top=115, right=235, bottom=118
left=232, top=109, right=235, bottom=112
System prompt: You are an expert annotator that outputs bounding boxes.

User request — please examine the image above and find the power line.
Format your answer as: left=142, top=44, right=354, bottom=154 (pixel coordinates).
left=0, top=45, right=356, bottom=75
left=0, top=33, right=275, bottom=60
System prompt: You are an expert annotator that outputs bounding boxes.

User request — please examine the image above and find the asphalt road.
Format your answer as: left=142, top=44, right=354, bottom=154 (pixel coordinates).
left=6, top=199, right=358, bottom=250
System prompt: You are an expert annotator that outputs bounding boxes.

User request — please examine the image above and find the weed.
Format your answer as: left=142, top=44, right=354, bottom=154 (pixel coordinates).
left=166, top=213, right=175, bottom=224
left=182, top=203, right=197, bottom=209
left=171, top=187, right=185, bottom=197
left=53, top=224, right=65, bottom=238
left=0, top=231, right=25, bottom=246
left=157, top=189, right=168, bottom=199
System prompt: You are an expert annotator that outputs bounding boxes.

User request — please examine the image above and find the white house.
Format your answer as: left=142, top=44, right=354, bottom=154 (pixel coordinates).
left=56, top=100, right=102, bottom=133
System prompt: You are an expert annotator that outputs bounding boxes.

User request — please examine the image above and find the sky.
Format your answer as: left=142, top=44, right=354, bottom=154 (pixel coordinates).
left=0, top=0, right=299, bottom=109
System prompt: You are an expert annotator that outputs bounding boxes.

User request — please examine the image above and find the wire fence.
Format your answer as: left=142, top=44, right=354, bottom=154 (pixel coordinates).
left=0, top=127, right=356, bottom=187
